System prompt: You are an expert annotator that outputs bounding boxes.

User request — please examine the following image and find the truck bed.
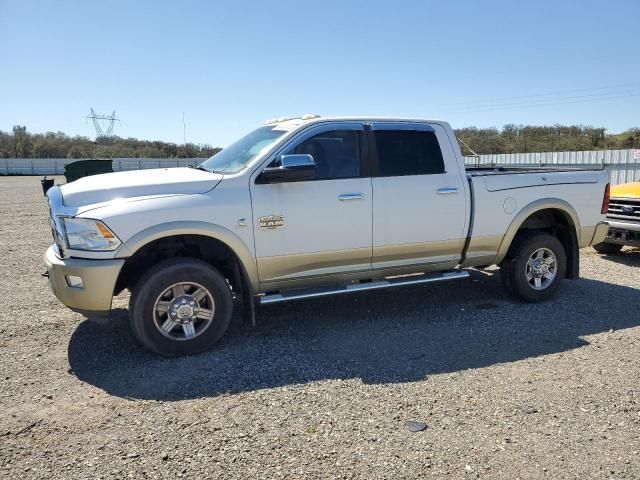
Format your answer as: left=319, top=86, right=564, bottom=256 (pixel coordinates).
left=465, top=165, right=605, bottom=192
left=466, top=165, right=605, bottom=176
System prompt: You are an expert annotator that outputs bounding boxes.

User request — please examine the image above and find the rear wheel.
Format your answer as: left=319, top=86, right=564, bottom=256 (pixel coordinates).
left=129, top=258, right=233, bottom=356
left=593, top=242, right=623, bottom=255
left=500, top=232, right=566, bottom=302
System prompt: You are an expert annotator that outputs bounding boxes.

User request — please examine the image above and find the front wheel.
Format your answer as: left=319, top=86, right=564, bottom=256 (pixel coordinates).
left=500, top=232, right=566, bottom=303
left=129, top=258, right=233, bottom=356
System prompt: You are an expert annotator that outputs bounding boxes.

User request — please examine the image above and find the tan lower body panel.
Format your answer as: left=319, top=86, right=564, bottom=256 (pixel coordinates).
left=258, top=240, right=462, bottom=292
left=259, top=260, right=461, bottom=292
left=461, top=235, right=503, bottom=267
left=463, top=226, right=606, bottom=269
left=579, top=225, right=595, bottom=248
left=257, top=247, right=372, bottom=286
left=372, top=239, right=463, bottom=269
left=586, top=222, right=609, bottom=246
left=579, top=224, right=614, bottom=248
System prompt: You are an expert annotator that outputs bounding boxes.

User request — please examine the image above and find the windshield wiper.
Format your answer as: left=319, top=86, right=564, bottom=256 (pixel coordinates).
left=189, top=164, right=213, bottom=173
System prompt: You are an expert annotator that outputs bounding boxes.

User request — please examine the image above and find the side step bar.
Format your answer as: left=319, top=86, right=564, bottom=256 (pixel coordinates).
left=259, top=270, right=469, bottom=305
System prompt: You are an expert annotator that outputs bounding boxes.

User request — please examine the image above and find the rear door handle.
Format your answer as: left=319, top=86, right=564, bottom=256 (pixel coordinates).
left=437, top=187, right=459, bottom=195
left=338, top=193, right=364, bottom=201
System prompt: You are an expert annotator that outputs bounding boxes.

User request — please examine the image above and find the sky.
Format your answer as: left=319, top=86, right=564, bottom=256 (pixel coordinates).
left=1, top=0, right=639, bottom=146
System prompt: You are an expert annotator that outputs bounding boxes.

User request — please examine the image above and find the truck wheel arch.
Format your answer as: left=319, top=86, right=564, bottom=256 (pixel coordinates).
left=496, top=199, right=581, bottom=279
left=114, top=221, right=259, bottom=295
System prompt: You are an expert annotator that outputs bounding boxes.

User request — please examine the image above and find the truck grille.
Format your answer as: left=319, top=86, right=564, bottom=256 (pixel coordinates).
left=607, top=198, right=640, bottom=221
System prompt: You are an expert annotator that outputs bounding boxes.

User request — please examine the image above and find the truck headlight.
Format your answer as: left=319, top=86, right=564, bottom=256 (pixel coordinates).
left=62, top=218, right=122, bottom=251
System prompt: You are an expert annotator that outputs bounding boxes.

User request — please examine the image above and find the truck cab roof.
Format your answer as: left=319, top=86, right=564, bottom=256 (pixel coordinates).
left=264, top=115, right=450, bottom=130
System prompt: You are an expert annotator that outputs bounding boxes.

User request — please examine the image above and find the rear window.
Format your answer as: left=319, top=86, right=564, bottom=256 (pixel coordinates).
left=374, top=130, right=445, bottom=177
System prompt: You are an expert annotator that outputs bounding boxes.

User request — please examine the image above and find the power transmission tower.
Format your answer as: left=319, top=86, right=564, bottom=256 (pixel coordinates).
left=87, top=108, right=120, bottom=138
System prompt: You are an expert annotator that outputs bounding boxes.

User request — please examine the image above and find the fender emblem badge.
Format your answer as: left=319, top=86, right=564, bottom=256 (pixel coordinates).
left=258, top=215, right=285, bottom=230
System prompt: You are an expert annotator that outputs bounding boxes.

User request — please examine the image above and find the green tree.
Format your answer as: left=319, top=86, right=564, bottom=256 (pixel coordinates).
left=12, top=125, right=33, bottom=158
left=67, top=146, right=85, bottom=159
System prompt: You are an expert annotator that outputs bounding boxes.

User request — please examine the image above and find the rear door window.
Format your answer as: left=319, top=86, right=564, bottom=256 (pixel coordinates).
left=374, top=130, right=445, bottom=177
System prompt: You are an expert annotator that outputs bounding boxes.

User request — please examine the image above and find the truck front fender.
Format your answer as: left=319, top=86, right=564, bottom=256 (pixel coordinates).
left=120, top=221, right=259, bottom=290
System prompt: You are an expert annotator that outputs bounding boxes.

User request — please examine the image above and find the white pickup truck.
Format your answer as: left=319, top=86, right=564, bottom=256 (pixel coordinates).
left=44, top=116, right=610, bottom=356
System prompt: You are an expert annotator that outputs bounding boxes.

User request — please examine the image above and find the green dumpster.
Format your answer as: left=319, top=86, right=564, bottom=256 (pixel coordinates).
left=64, top=159, right=113, bottom=183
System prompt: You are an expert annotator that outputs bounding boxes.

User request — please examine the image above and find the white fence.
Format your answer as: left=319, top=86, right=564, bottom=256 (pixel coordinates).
left=2, top=149, right=640, bottom=185
left=466, top=148, right=638, bottom=166
left=0, top=158, right=202, bottom=176
left=466, top=149, right=640, bottom=185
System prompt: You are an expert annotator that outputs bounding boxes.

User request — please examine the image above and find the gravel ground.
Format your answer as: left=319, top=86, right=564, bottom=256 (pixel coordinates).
left=1, top=175, right=639, bottom=479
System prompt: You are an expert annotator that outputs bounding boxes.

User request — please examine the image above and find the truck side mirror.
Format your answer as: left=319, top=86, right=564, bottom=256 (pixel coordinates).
left=258, top=154, right=316, bottom=183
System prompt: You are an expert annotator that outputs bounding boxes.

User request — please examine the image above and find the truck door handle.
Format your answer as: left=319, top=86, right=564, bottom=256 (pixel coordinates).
left=338, top=193, right=364, bottom=201
left=437, top=187, right=459, bottom=195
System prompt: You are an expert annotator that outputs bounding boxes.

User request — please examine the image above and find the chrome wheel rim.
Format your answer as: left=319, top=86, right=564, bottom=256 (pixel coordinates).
left=153, top=282, right=215, bottom=341
left=525, top=247, right=557, bottom=290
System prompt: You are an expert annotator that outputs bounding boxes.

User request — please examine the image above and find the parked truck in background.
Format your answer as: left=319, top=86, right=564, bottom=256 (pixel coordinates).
left=44, top=116, right=610, bottom=356
left=593, top=181, right=640, bottom=253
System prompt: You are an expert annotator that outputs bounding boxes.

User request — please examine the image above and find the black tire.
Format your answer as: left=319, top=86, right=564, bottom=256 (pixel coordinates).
left=129, top=258, right=233, bottom=356
left=500, top=232, right=566, bottom=303
left=592, top=242, right=623, bottom=255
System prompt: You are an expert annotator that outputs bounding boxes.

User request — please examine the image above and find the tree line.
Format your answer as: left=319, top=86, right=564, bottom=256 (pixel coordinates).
left=456, top=124, right=640, bottom=155
left=1, top=126, right=221, bottom=159
left=1, top=124, right=639, bottom=159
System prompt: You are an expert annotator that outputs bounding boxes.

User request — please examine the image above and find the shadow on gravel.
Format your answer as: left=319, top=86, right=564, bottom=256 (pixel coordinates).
left=68, top=269, right=640, bottom=401
left=597, top=249, right=640, bottom=267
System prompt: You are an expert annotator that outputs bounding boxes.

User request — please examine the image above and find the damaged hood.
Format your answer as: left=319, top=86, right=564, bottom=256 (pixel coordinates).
left=60, top=167, right=223, bottom=208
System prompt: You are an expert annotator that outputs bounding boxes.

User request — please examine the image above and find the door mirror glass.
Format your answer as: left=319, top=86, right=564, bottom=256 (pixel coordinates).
left=259, top=154, right=316, bottom=183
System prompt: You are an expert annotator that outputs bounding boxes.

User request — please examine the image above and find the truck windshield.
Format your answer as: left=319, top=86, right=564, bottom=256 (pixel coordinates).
left=199, top=126, right=288, bottom=174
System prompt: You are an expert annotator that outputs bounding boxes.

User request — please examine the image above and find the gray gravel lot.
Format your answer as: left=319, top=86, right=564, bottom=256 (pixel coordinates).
left=1, top=175, right=639, bottom=479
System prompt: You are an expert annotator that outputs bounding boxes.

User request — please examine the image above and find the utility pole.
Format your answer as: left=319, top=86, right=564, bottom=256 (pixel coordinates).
left=182, top=112, right=187, bottom=145
left=87, top=108, right=119, bottom=138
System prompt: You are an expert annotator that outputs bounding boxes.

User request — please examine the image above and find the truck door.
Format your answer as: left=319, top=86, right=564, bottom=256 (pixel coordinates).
left=250, top=122, right=373, bottom=286
left=369, top=122, right=467, bottom=269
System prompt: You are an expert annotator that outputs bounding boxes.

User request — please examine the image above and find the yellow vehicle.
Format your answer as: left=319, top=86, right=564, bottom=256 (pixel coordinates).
left=595, top=182, right=640, bottom=253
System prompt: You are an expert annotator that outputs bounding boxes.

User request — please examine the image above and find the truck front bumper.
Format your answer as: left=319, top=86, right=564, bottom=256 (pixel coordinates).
left=43, top=245, right=125, bottom=317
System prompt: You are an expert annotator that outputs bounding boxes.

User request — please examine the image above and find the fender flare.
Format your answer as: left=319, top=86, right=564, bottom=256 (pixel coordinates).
left=495, top=198, right=581, bottom=264
left=119, top=221, right=259, bottom=290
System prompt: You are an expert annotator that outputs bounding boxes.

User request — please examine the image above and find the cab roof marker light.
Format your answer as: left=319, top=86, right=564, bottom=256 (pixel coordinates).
left=264, top=114, right=320, bottom=125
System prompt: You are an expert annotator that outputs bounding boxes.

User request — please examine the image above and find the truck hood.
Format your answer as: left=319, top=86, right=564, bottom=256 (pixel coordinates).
left=60, top=168, right=223, bottom=208
left=611, top=182, right=640, bottom=199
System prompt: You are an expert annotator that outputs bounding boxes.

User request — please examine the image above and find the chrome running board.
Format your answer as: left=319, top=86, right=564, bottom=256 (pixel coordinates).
left=259, top=270, right=469, bottom=305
